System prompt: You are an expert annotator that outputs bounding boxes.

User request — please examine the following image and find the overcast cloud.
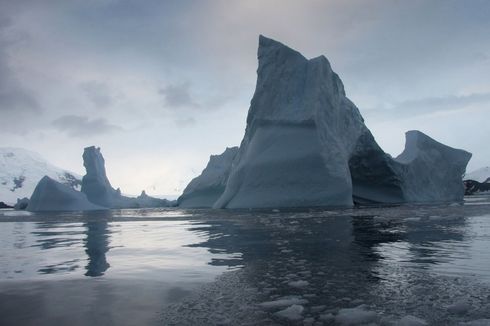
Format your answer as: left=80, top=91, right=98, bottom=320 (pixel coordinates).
left=0, top=0, right=489, bottom=196
left=52, top=115, right=122, bottom=137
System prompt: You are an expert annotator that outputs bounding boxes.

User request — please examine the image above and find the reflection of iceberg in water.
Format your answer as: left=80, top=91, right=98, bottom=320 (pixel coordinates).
left=84, top=219, right=110, bottom=277
left=164, top=208, right=477, bottom=325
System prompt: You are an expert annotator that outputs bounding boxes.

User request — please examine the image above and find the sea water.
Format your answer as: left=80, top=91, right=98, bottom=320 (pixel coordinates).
left=1, top=195, right=490, bottom=325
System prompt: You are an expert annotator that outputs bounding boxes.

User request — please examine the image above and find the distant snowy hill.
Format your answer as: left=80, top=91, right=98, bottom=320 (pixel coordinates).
left=465, top=166, right=490, bottom=183
left=0, top=148, right=82, bottom=205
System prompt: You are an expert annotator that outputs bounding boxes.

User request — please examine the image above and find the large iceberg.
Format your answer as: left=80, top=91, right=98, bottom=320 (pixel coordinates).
left=27, top=176, right=102, bottom=212
left=178, top=147, right=238, bottom=208
left=209, top=35, right=470, bottom=208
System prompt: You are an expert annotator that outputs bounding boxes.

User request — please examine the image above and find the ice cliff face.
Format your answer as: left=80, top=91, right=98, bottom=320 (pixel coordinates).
left=394, top=131, right=471, bottom=202
left=27, top=176, right=102, bottom=212
left=211, top=35, right=470, bottom=208
left=178, top=147, right=238, bottom=208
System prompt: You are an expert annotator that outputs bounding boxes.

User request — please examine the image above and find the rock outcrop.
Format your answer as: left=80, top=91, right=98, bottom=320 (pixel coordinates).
left=464, top=166, right=490, bottom=183
left=464, top=179, right=490, bottom=195
left=178, top=147, right=238, bottom=208
left=27, top=176, right=103, bottom=212
left=0, top=201, right=12, bottom=209
left=210, top=36, right=470, bottom=208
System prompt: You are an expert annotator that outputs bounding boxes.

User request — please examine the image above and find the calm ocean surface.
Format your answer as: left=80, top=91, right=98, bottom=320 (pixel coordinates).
left=1, top=195, right=490, bottom=325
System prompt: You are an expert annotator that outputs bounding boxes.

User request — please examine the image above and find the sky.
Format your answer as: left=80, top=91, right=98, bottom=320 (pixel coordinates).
left=1, top=0, right=489, bottom=196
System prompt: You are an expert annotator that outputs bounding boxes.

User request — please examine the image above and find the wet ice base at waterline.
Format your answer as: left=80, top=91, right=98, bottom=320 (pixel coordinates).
left=1, top=195, right=490, bottom=325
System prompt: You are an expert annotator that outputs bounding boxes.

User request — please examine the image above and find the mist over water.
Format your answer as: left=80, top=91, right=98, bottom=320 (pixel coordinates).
left=1, top=196, right=490, bottom=325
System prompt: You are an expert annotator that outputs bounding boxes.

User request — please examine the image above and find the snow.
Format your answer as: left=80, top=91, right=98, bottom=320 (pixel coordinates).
left=334, top=305, right=378, bottom=325
left=465, top=166, right=490, bottom=183
left=273, top=304, right=304, bottom=321
left=212, top=35, right=470, bottom=209
left=0, top=147, right=81, bottom=205
left=27, top=176, right=103, bottom=212
left=178, top=147, right=238, bottom=208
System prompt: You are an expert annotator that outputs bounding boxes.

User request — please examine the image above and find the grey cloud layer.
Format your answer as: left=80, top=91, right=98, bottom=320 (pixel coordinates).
left=52, top=115, right=122, bottom=137
left=159, top=82, right=197, bottom=109
left=366, top=93, right=490, bottom=119
left=0, top=14, right=40, bottom=115
left=80, top=81, right=113, bottom=109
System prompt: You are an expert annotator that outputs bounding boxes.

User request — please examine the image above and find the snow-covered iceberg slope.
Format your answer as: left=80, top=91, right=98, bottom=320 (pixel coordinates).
left=0, top=147, right=81, bottom=205
left=178, top=147, right=238, bottom=208
left=27, top=176, right=102, bottom=212
left=212, top=35, right=470, bottom=208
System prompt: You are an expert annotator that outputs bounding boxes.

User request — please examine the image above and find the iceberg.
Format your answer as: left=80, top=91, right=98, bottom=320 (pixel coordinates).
left=81, top=146, right=122, bottom=208
left=393, top=131, right=471, bottom=202
left=209, top=35, right=470, bottom=209
left=27, top=176, right=103, bottom=212
left=14, top=197, right=29, bottom=210
left=178, top=147, right=238, bottom=208
left=81, top=146, right=173, bottom=208
left=134, top=190, right=174, bottom=208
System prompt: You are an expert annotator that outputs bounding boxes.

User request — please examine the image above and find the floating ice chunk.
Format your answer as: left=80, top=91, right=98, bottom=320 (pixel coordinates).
left=288, top=280, right=309, bottom=288
left=335, top=305, right=378, bottom=325
left=447, top=301, right=471, bottom=315
left=319, top=313, right=335, bottom=322
left=274, top=304, right=304, bottom=321
left=398, top=315, right=428, bottom=326
left=258, top=296, right=308, bottom=309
